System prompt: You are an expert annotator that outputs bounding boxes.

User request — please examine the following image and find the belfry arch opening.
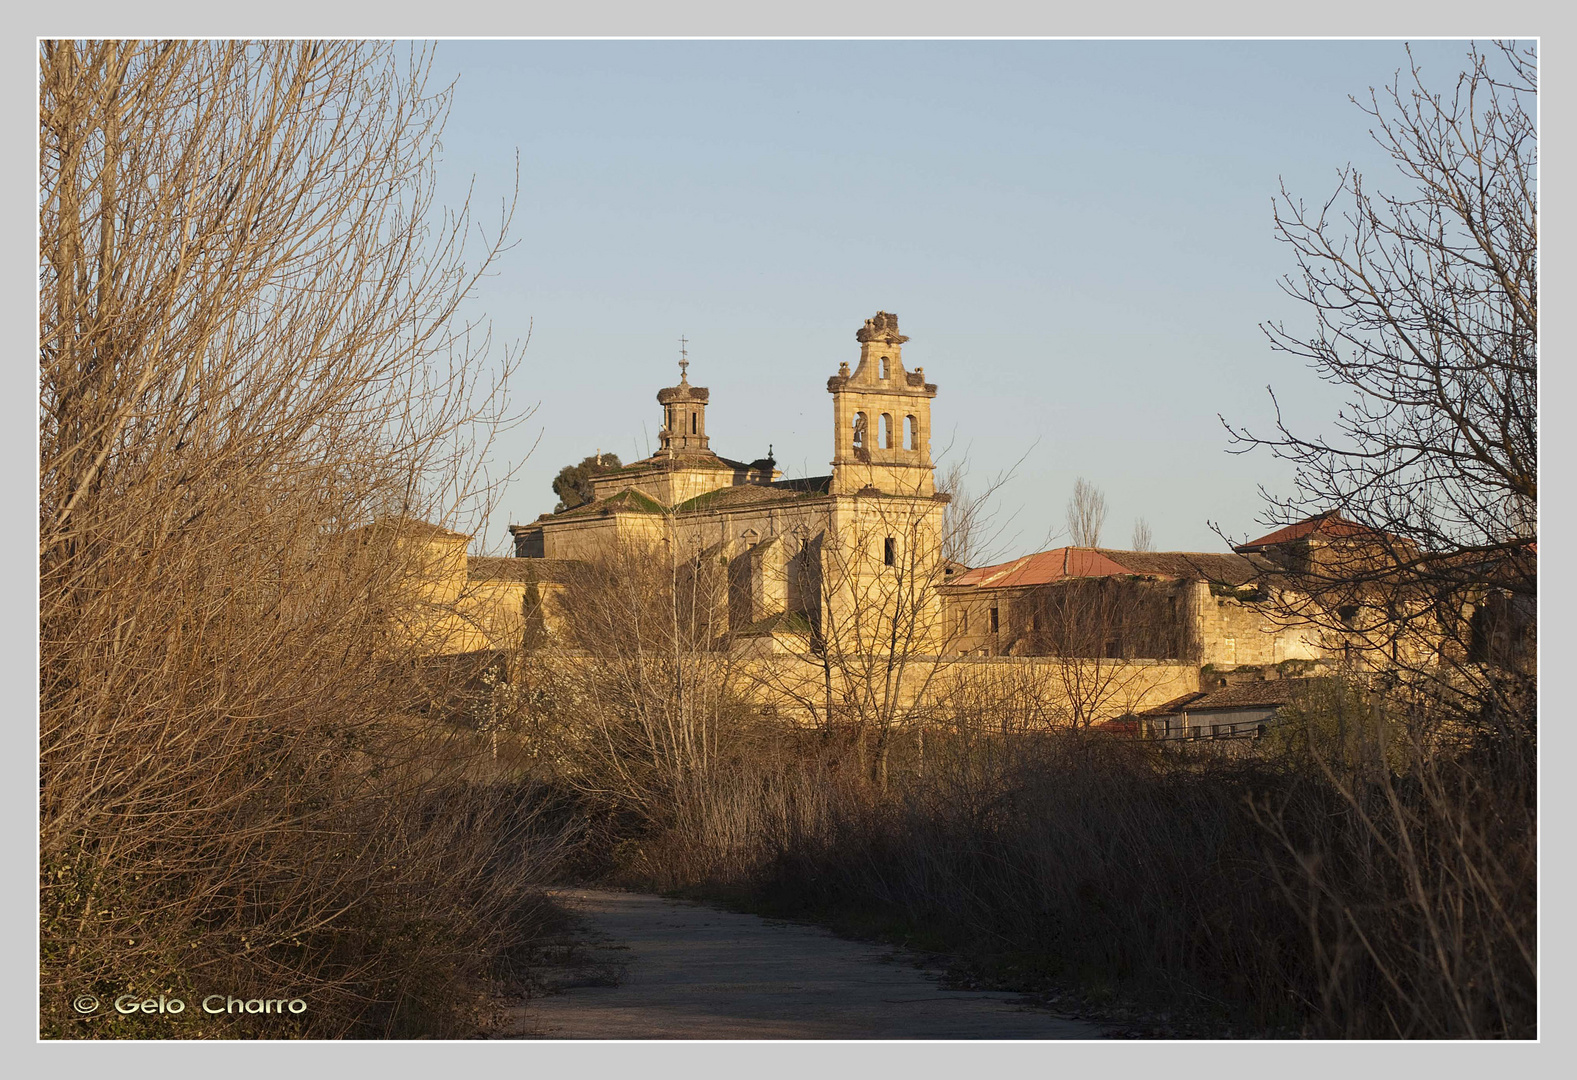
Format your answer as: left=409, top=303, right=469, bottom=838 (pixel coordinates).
left=905, top=414, right=917, bottom=450
left=880, top=413, right=893, bottom=449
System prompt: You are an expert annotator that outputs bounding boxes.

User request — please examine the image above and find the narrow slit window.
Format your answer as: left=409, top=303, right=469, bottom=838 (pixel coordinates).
left=884, top=537, right=895, bottom=566
left=989, top=606, right=999, bottom=634
left=691, top=411, right=697, bottom=434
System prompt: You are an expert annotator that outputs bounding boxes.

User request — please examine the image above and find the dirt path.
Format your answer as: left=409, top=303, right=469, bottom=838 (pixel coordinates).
left=507, top=888, right=1106, bottom=1040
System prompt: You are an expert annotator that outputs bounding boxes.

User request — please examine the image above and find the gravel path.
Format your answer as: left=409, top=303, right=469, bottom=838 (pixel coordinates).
left=507, top=888, right=1105, bottom=1040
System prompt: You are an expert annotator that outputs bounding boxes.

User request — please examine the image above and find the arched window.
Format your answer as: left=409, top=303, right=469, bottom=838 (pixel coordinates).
left=852, top=411, right=867, bottom=447
left=905, top=414, right=918, bottom=450
left=880, top=413, right=892, bottom=449
left=880, top=356, right=890, bottom=379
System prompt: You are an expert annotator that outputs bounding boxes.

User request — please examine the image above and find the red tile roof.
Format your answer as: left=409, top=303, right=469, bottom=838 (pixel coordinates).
left=1235, top=512, right=1389, bottom=552
left=944, top=547, right=1267, bottom=590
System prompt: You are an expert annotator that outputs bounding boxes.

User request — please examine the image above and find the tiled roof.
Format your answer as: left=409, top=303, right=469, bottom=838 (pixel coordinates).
left=552, top=488, right=667, bottom=520
left=596, top=452, right=736, bottom=477
left=1137, top=680, right=1318, bottom=718
left=1135, top=692, right=1208, bottom=718
left=1186, top=680, right=1312, bottom=711
left=1235, top=512, right=1391, bottom=552
left=945, top=547, right=1268, bottom=590
left=673, top=482, right=828, bottom=514
left=1093, top=549, right=1270, bottom=583
left=715, top=454, right=775, bottom=472
left=946, top=548, right=1133, bottom=589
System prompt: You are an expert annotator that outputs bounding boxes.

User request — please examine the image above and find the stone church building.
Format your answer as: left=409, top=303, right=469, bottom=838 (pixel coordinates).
left=395, top=310, right=1526, bottom=729
left=503, top=310, right=950, bottom=658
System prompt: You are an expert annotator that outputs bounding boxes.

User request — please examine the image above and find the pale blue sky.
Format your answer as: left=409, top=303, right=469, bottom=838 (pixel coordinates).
left=426, top=39, right=1487, bottom=559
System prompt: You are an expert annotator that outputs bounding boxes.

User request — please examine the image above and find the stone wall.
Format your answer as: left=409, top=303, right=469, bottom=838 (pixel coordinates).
left=1187, top=581, right=1327, bottom=667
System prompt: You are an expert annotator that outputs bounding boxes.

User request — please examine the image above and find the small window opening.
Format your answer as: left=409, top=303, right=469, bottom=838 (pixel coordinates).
left=905, top=414, right=918, bottom=450
left=884, top=537, right=895, bottom=566
left=989, top=606, right=999, bottom=634
left=880, top=356, right=890, bottom=379
left=880, top=413, right=893, bottom=449
left=691, top=411, right=697, bottom=434
left=853, top=411, right=866, bottom=447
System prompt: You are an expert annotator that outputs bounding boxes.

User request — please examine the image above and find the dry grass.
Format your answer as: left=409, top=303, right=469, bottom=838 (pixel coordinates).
left=536, top=693, right=1534, bottom=1038
left=515, top=546, right=1535, bottom=1039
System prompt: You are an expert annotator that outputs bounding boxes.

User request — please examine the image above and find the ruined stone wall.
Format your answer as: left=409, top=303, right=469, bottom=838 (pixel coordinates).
left=1189, top=581, right=1327, bottom=667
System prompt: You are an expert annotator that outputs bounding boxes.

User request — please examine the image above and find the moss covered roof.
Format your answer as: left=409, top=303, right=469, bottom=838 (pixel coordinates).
left=551, top=488, right=668, bottom=520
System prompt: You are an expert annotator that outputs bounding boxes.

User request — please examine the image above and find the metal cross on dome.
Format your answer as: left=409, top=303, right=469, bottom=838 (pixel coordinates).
left=678, top=335, right=689, bottom=379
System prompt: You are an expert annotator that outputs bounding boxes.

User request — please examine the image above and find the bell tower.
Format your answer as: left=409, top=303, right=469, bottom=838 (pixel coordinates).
left=828, top=311, right=937, bottom=495
left=657, top=344, right=710, bottom=455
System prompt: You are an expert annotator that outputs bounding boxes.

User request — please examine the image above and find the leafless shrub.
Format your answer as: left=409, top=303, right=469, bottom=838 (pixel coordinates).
left=39, top=40, right=561, bottom=1038
left=1253, top=680, right=1535, bottom=1037
left=510, top=535, right=763, bottom=836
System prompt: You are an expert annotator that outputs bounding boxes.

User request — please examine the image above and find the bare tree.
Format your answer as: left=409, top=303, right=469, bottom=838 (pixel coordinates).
left=519, top=530, right=746, bottom=825
left=1224, top=42, right=1536, bottom=1037
left=1224, top=41, right=1536, bottom=730
left=938, top=458, right=1022, bottom=570
left=1066, top=477, right=1106, bottom=548
left=38, top=41, right=545, bottom=1038
left=1131, top=517, right=1154, bottom=552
